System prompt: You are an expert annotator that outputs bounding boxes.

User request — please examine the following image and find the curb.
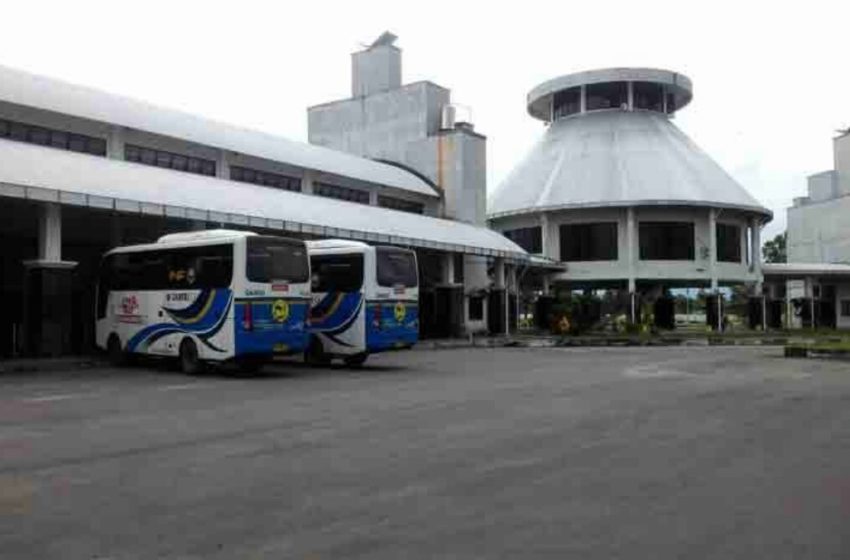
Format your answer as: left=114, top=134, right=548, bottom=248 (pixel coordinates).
left=0, top=356, right=105, bottom=375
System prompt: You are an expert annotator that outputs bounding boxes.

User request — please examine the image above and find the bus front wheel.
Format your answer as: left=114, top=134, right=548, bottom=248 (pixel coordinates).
left=107, top=334, right=125, bottom=367
left=179, top=338, right=203, bottom=375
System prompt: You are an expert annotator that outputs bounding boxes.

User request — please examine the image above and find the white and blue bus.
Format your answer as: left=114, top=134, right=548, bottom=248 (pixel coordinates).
left=306, top=240, right=419, bottom=366
left=95, top=230, right=311, bottom=373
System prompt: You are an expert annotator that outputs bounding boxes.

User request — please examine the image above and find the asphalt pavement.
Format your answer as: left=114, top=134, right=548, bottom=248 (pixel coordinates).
left=1, top=346, right=849, bottom=559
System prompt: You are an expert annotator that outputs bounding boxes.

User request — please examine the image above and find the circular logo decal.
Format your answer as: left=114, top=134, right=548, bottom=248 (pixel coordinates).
left=272, top=299, right=290, bottom=323
left=394, top=302, right=406, bottom=323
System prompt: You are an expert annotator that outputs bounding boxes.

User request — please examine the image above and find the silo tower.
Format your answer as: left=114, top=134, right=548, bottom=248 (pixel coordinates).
left=488, top=68, right=772, bottom=327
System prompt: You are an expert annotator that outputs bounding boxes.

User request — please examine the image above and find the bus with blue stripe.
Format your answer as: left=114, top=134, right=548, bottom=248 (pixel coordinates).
left=95, top=230, right=310, bottom=373
left=306, top=240, right=419, bottom=367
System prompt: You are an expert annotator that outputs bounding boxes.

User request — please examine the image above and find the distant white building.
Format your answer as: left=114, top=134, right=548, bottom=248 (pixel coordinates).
left=787, top=131, right=850, bottom=263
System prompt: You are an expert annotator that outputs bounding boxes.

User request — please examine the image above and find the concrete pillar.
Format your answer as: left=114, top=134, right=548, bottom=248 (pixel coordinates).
left=542, top=274, right=551, bottom=295
left=540, top=213, right=549, bottom=258
left=808, top=276, right=817, bottom=329
left=216, top=150, right=230, bottom=179
left=750, top=217, right=763, bottom=290
left=489, top=258, right=507, bottom=336
left=442, top=252, right=455, bottom=285
left=627, top=81, right=634, bottom=111
left=579, top=85, right=587, bottom=113
left=107, top=126, right=125, bottom=160
left=23, top=202, right=77, bottom=356
left=708, top=208, right=718, bottom=292
left=507, top=264, right=516, bottom=335
left=626, top=208, right=637, bottom=323
left=493, top=258, right=506, bottom=289
left=38, top=202, right=63, bottom=262
left=369, top=188, right=378, bottom=207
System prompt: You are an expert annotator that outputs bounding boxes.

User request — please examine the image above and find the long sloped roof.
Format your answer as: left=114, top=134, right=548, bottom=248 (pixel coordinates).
left=0, top=64, right=438, bottom=198
left=0, top=139, right=525, bottom=259
left=489, top=110, right=771, bottom=220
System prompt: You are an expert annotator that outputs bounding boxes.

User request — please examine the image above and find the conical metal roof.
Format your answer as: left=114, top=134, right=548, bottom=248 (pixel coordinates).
left=488, top=110, right=772, bottom=221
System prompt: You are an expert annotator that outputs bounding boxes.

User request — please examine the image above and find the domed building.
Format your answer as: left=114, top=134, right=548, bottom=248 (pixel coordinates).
left=489, top=68, right=772, bottom=325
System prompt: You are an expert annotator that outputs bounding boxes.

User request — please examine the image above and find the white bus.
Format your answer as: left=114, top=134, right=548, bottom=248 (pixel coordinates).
left=306, top=240, right=419, bottom=366
left=96, top=230, right=311, bottom=373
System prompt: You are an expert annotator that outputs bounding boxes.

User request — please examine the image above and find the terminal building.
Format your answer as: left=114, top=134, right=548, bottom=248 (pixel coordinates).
left=0, top=33, right=526, bottom=357
left=488, top=68, right=772, bottom=327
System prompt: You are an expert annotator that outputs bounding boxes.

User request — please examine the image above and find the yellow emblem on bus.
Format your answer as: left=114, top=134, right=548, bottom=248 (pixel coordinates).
left=394, top=301, right=406, bottom=322
left=272, top=299, right=290, bottom=323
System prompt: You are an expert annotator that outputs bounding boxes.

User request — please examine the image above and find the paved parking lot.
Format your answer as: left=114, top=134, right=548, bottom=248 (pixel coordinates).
left=1, top=346, right=849, bottom=559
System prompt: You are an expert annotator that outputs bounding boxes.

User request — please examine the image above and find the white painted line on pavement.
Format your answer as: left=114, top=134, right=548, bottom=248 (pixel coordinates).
left=20, top=392, right=97, bottom=403
left=158, top=383, right=219, bottom=392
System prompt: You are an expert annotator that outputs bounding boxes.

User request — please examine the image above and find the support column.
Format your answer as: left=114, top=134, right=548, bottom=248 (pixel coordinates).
left=489, top=258, right=506, bottom=335
left=509, top=264, right=518, bottom=335
left=23, top=203, right=78, bottom=357
left=751, top=217, right=762, bottom=286
left=627, top=207, right=637, bottom=323
left=709, top=208, right=722, bottom=331
left=540, top=213, right=549, bottom=258
left=369, top=188, right=378, bottom=207
left=808, top=277, right=817, bottom=330
left=435, top=252, right=462, bottom=337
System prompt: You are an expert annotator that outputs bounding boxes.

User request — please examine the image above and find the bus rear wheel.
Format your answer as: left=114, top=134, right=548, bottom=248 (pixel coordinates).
left=179, top=338, right=203, bottom=375
left=305, top=337, right=331, bottom=367
left=343, top=353, right=368, bottom=368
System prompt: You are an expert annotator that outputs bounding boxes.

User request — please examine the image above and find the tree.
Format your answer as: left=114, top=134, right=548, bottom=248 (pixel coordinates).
left=762, top=232, right=787, bottom=264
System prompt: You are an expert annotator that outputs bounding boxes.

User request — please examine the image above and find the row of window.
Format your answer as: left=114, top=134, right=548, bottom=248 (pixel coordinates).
left=378, top=195, right=425, bottom=214
left=503, top=222, right=744, bottom=263
left=0, top=117, right=106, bottom=155
left=314, top=182, right=370, bottom=204
left=550, top=81, right=677, bottom=120
left=1, top=117, right=427, bottom=213
left=125, top=144, right=217, bottom=176
left=230, top=165, right=301, bottom=192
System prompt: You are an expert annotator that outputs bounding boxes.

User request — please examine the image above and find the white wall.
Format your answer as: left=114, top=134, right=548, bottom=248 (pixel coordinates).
left=787, top=195, right=850, bottom=263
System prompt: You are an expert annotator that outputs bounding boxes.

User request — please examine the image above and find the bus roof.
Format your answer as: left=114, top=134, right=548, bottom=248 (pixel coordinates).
left=156, top=229, right=256, bottom=244
left=306, top=239, right=371, bottom=251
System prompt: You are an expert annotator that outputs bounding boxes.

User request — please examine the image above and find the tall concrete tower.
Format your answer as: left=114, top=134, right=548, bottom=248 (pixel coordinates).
left=307, top=32, right=486, bottom=228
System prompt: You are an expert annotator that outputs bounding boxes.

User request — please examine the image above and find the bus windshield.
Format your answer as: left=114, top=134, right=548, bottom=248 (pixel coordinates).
left=376, top=247, right=418, bottom=288
left=311, top=254, right=364, bottom=292
left=246, top=237, right=309, bottom=284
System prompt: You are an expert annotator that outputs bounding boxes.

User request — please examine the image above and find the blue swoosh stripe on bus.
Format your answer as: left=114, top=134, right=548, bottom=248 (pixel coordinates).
left=140, top=296, right=232, bottom=353
left=320, top=298, right=363, bottom=336
left=309, top=293, right=362, bottom=331
left=126, top=290, right=232, bottom=352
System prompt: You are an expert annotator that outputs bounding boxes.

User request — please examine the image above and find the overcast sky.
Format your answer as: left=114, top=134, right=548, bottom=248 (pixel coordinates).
left=2, top=1, right=848, bottom=239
